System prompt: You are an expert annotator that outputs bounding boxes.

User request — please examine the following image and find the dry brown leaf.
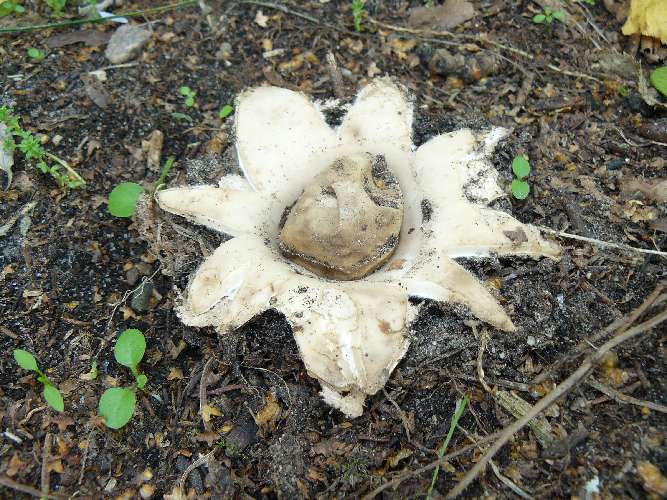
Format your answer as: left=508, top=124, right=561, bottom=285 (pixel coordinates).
left=623, top=200, right=657, bottom=222
left=167, top=367, right=184, bottom=380
left=254, top=10, right=269, bottom=28
left=637, top=461, right=667, bottom=496
left=202, top=404, right=223, bottom=422
left=256, top=393, right=281, bottom=432
left=387, top=448, right=413, bottom=468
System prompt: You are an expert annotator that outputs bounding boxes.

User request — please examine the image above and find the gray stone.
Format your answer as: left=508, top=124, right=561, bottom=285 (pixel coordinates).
left=105, top=24, right=151, bottom=64
left=279, top=153, right=404, bottom=280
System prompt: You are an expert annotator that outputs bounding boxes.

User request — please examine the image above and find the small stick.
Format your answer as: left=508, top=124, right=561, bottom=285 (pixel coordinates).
left=363, top=430, right=504, bottom=498
left=383, top=389, right=411, bottom=442
left=41, top=432, right=52, bottom=498
left=199, top=356, right=216, bottom=432
left=446, top=308, right=667, bottom=498
left=539, top=226, right=667, bottom=257
left=0, top=476, right=66, bottom=499
left=533, top=284, right=664, bottom=384
left=178, top=449, right=216, bottom=491
left=587, top=378, right=667, bottom=414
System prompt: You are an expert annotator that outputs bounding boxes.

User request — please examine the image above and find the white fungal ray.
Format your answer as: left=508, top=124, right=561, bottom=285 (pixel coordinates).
left=157, top=186, right=274, bottom=237
left=154, top=78, right=561, bottom=418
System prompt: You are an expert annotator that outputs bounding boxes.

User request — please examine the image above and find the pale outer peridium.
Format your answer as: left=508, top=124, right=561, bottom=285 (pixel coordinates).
left=155, top=78, right=561, bottom=417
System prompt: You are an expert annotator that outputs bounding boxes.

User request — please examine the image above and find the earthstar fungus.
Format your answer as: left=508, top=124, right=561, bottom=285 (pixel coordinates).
left=156, top=78, right=561, bottom=417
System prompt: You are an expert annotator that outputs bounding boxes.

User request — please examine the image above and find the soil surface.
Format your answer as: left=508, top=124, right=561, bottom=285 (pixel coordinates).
left=1, top=1, right=666, bottom=499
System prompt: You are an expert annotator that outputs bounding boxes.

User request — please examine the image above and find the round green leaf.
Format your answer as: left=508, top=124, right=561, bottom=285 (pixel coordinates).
left=14, top=349, right=38, bottom=371
left=532, top=14, right=546, bottom=23
left=114, top=329, right=146, bottom=369
left=552, top=10, right=565, bottom=21
left=27, top=48, right=43, bottom=59
left=219, top=104, right=233, bottom=119
left=99, top=388, right=136, bottom=429
left=650, top=66, right=667, bottom=98
left=512, top=155, right=531, bottom=179
left=511, top=179, right=530, bottom=200
left=43, top=384, right=64, bottom=412
left=108, top=182, right=144, bottom=218
left=136, top=374, right=148, bottom=389
left=179, top=86, right=191, bottom=95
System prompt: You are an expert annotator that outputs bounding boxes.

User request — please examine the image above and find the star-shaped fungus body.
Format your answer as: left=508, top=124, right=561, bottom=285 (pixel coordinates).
left=155, top=78, right=561, bottom=417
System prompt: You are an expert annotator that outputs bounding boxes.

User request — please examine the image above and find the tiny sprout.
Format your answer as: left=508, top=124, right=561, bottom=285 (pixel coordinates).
left=511, top=155, right=531, bottom=200
left=98, top=328, right=148, bottom=429
left=532, top=8, right=565, bottom=24
left=13, top=349, right=64, bottom=412
left=27, top=47, right=45, bottom=61
left=108, top=181, right=144, bottom=218
left=351, top=0, right=366, bottom=32
left=219, top=104, right=233, bottom=120
left=0, top=0, right=25, bottom=17
left=179, top=85, right=197, bottom=108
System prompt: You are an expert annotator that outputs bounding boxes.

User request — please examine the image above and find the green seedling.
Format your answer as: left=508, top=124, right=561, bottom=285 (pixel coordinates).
left=99, top=328, right=148, bottom=429
left=351, top=0, right=366, bottom=32
left=13, top=350, right=64, bottom=412
left=581, top=0, right=596, bottom=5
left=171, top=112, right=193, bottom=124
left=27, top=47, right=45, bottom=61
left=511, top=154, right=531, bottom=200
left=650, top=66, right=667, bottom=98
left=425, top=0, right=434, bottom=6
left=0, top=0, right=25, bottom=17
left=108, top=156, right=175, bottom=218
left=0, top=106, right=85, bottom=188
left=426, top=396, right=468, bottom=499
left=108, top=181, right=144, bottom=218
left=218, top=104, right=233, bottom=120
left=179, top=85, right=197, bottom=108
left=533, top=8, right=565, bottom=24
left=46, top=0, right=67, bottom=15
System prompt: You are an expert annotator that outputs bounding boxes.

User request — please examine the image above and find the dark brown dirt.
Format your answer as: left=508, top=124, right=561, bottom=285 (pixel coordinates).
left=1, top=1, right=666, bottom=499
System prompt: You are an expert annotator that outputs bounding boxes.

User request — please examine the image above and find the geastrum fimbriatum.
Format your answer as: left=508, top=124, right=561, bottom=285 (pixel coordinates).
left=155, top=78, right=561, bottom=417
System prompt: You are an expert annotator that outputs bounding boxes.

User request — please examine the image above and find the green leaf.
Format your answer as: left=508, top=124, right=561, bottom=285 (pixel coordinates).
left=114, top=328, right=146, bottom=369
left=512, top=155, right=531, bottom=179
left=552, top=10, right=565, bottom=21
left=99, top=387, right=136, bottom=429
left=511, top=179, right=530, bottom=200
left=218, top=104, right=233, bottom=119
left=27, top=47, right=44, bottom=60
left=136, top=374, right=148, bottom=389
left=532, top=13, right=546, bottom=23
left=14, top=349, right=38, bottom=371
left=179, top=86, right=191, bottom=96
left=185, top=96, right=195, bottom=107
left=43, top=384, right=64, bottom=412
left=171, top=112, right=193, bottom=124
left=108, top=181, right=144, bottom=218
left=650, top=66, right=667, bottom=98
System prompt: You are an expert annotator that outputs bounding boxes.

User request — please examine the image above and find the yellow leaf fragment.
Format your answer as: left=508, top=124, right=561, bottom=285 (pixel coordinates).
left=201, top=404, right=223, bottom=422
left=622, top=0, right=667, bottom=44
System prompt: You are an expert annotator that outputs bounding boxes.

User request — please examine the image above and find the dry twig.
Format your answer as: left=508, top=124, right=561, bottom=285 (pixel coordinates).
left=533, top=284, right=665, bottom=384
left=586, top=378, right=667, bottom=414
left=446, top=308, right=667, bottom=498
left=0, top=476, right=66, bottom=499
left=539, top=226, right=667, bottom=257
left=41, top=432, right=52, bottom=498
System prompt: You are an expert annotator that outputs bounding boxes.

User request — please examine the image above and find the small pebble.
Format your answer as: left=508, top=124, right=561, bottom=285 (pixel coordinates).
left=607, top=158, right=626, bottom=171
left=105, top=24, right=152, bottom=64
left=527, top=335, right=536, bottom=347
